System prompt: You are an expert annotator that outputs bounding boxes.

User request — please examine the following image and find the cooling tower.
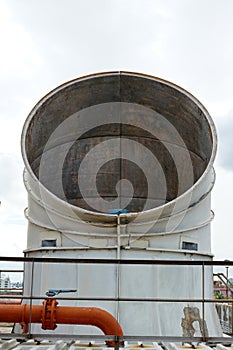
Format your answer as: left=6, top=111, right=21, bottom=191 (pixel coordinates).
left=21, top=72, right=221, bottom=337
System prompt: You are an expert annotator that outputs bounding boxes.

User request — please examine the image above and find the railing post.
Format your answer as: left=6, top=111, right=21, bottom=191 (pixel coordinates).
left=202, top=261, right=206, bottom=341
left=28, top=258, right=35, bottom=336
left=114, top=336, right=120, bottom=350
left=231, top=300, right=233, bottom=335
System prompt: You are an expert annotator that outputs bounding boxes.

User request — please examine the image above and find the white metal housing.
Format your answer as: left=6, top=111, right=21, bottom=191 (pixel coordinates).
left=21, top=72, right=221, bottom=337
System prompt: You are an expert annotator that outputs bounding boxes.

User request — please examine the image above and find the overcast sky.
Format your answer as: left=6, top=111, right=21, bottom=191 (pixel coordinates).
left=0, top=0, right=233, bottom=262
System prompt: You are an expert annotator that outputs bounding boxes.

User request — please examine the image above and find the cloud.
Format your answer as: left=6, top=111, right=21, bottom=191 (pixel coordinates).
left=0, top=153, right=27, bottom=220
left=4, top=0, right=170, bottom=83
left=212, top=166, right=233, bottom=260
left=215, top=111, right=233, bottom=172
left=0, top=0, right=42, bottom=79
left=4, top=0, right=233, bottom=103
left=0, top=153, right=27, bottom=256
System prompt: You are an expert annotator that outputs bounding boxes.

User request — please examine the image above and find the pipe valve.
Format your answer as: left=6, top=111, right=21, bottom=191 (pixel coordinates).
left=45, top=289, right=77, bottom=297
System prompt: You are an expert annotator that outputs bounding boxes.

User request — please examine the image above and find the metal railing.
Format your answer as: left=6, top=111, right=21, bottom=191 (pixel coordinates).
left=0, top=256, right=233, bottom=346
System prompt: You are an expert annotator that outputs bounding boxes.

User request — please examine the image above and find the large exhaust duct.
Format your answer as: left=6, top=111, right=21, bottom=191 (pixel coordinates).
left=21, top=72, right=220, bottom=337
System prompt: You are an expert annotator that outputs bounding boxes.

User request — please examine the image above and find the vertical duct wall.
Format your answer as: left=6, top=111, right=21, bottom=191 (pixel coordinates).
left=21, top=72, right=221, bottom=337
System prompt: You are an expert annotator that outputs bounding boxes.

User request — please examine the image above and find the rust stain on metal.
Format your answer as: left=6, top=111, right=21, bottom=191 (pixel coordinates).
left=181, top=306, right=209, bottom=338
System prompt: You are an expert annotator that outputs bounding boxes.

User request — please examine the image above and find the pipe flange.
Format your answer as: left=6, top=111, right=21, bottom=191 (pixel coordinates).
left=41, top=299, right=58, bottom=330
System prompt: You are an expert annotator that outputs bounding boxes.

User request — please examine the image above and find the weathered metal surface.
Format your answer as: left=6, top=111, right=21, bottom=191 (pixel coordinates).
left=22, top=72, right=214, bottom=214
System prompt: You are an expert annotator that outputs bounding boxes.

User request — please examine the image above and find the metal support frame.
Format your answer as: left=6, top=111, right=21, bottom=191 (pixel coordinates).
left=1, top=257, right=233, bottom=344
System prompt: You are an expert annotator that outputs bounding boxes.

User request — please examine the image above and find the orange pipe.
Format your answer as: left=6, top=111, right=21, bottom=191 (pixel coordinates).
left=0, top=299, right=123, bottom=347
left=0, top=304, right=42, bottom=323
